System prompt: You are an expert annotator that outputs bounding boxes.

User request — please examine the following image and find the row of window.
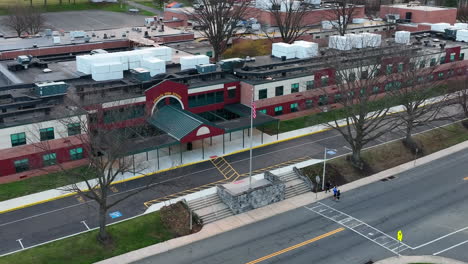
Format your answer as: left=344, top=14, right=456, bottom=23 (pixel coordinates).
left=258, top=79, right=326, bottom=100
left=103, top=104, right=145, bottom=124
left=13, top=147, right=83, bottom=173
left=10, top=123, right=81, bottom=147
left=188, top=91, right=229, bottom=108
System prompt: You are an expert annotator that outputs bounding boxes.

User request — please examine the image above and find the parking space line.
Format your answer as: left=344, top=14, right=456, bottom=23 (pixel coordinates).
left=81, top=220, right=90, bottom=230
left=413, top=226, right=468, bottom=250
left=16, top=239, right=24, bottom=249
left=433, top=239, right=468, bottom=256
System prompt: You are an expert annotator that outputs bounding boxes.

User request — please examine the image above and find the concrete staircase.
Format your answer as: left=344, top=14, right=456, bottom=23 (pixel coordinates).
left=188, top=194, right=234, bottom=225
left=277, top=171, right=311, bottom=199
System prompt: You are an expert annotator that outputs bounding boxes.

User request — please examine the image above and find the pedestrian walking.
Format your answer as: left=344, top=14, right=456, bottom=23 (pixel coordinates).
left=332, top=186, right=337, bottom=200
left=325, top=181, right=331, bottom=193
left=336, top=189, right=341, bottom=201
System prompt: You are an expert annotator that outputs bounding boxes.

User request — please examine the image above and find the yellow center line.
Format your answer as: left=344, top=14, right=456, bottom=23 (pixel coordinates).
left=245, top=227, right=345, bottom=264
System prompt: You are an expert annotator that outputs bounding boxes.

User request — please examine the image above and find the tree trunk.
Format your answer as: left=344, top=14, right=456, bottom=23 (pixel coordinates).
left=405, top=119, right=414, bottom=143
left=351, top=147, right=363, bottom=169
left=98, top=203, right=110, bottom=243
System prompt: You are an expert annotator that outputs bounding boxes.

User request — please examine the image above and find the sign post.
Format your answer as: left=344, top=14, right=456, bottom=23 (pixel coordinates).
left=322, top=148, right=337, bottom=190
left=397, top=230, right=403, bottom=257
left=315, top=175, right=320, bottom=199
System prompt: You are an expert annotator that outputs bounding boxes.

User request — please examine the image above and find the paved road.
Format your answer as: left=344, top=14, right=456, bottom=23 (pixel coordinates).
left=136, top=148, right=468, bottom=264
left=0, top=109, right=462, bottom=256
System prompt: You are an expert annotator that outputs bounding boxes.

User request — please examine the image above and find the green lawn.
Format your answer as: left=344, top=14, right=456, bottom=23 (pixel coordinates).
left=301, top=122, right=468, bottom=186
left=0, top=166, right=86, bottom=202
left=0, top=211, right=173, bottom=264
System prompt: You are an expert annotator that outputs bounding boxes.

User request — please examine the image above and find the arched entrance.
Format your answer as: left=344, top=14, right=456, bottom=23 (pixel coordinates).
left=151, top=95, right=184, bottom=114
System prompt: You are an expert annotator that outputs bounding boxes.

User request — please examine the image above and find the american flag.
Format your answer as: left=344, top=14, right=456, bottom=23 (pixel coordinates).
left=251, top=101, right=256, bottom=119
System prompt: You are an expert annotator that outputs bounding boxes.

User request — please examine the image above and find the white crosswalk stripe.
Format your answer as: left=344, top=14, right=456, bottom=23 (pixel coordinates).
left=305, top=202, right=411, bottom=254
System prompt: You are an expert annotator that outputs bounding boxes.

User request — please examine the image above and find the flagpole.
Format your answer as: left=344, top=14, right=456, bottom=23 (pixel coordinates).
left=249, top=86, right=254, bottom=190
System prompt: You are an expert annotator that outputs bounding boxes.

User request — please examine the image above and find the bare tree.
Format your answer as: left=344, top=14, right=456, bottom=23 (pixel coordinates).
left=385, top=54, right=451, bottom=150
left=31, top=100, right=171, bottom=244
left=3, top=6, right=28, bottom=37
left=25, top=8, right=45, bottom=35
left=457, top=6, right=468, bottom=23
left=260, top=0, right=311, bottom=43
left=323, top=0, right=362, bottom=36
left=185, top=0, right=252, bottom=61
left=448, top=75, right=468, bottom=127
left=322, top=43, right=405, bottom=169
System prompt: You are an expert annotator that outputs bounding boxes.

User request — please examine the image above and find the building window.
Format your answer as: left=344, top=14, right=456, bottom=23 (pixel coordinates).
left=259, top=109, right=267, bottom=114
left=386, top=64, right=393, bottom=75
left=11, top=132, right=26, bottom=147
left=440, top=56, right=446, bottom=64
left=419, top=61, right=425, bottom=69
left=290, top=103, right=298, bottom=112
left=315, top=35, right=320, bottom=39
left=275, top=86, right=284, bottom=96
left=394, top=81, right=402, bottom=89
left=438, top=72, right=444, bottom=79
left=397, top=63, right=404, bottom=73
left=417, top=76, right=425, bottom=82
left=103, top=104, right=145, bottom=124
left=228, top=89, right=236, bottom=98
left=372, top=86, right=380, bottom=94
left=361, top=71, right=368, bottom=79
left=460, top=53, right=465, bottom=60
left=40, top=127, right=54, bottom=141
left=215, top=91, right=224, bottom=103
left=14, top=159, right=29, bottom=173
left=291, top=83, right=299, bottom=93
left=306, top=99, right=314, bottom=109
left=68, top=123, right=81, bottom=136
left=318, top=95, right=328, bottom=106
left=448, top=69, right=454, bottom=76
left=321, top=76, right=329, bottom=86
left=348, top=72, right=356, bottom=82
left=335, top=93, right=342, bottom=102
left=188, top=91, right=224, bottom=107
left=43, top=153, right=57, bottom=167
left=430, top=58, right=436, bottom=66
left=450, top=53, right=456, bottom=62
left=259, top=89, right=268, bottom=99
left=348, top=91, right=355, bottom=97
left=274, top=106, right=283, bottom=115
left=306, top=80, right=314, bottom=90
left=360, top=88, right=366, bottom=96
left=385, top=82, right=393, bottom=91
left=70, top=147, right=83, bottom=160
left=429, top=74, right=434, bottom=81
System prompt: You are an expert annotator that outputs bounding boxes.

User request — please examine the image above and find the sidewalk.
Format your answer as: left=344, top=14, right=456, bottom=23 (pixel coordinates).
left=96, top=139, right=468, bottom=264
left=0, top=100, right=452, bottom=214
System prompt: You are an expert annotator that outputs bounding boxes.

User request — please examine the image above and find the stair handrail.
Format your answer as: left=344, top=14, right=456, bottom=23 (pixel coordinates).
left=293, top=167, right=314, bottom=191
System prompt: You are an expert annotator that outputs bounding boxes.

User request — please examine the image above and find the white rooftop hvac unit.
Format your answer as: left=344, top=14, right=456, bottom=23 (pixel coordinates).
left=293, top=40, right=318, bottom=59
left=76, top=47, right=171, bottom=81
left=431, top=23, right=450, bottom=33
left=395, top=31, right=411, bottom=44
left=180, top=55, right=210, bottom=70
left=272, top=43, right=297, bottom=59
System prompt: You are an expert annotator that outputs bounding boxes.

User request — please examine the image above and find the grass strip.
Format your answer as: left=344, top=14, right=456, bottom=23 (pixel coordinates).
left=0, top=211, right=173, bottom=264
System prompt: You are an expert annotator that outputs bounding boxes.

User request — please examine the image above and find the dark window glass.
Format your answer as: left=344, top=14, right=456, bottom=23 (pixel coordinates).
left=291, top=83, right=299, bottom=93
left=43, top=153, right=57, bottom=167
left=275, top=86, right=284, bottom=96
left=11, top=132, right=26, bottom=147
left=290, top=103, right=298, bottom=112
left=14, top=159, right=29, bottom=173
left=259, top=89, right=267, bottom=99
left=70, top=147, right=83, bottom=160
left=68, top=123, right=81, bottom=136
left=274, top=106, right=283, bottom=115
left=40, top=127, right=54, bottom=141
left=228, top=89, right=236, bottom=98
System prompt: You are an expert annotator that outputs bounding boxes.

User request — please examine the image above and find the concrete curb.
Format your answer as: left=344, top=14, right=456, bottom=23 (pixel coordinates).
left=95, top=140, right=468, bottom=264
left=374, top=255, right=468, bottom=264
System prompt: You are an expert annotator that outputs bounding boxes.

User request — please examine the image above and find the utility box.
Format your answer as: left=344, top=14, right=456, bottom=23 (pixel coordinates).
left=130, top=68, right=151, bottom=82
left=218, top=58, right=245, bottom=71
left=34, top=81, right=69, bottom=97
left=196, top=63, right=216, bottom=74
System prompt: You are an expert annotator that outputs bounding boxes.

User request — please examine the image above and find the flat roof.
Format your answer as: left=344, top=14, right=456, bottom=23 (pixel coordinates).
left=383, top=4, right=456, bottom=11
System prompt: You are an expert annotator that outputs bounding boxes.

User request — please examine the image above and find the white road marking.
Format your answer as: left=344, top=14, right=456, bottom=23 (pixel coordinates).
left=81, top=220, right=90, bottom=230
left=413, top=226, right=468, bottom=249
left=433, top=240, right=468, bottom=256
left=16, top=239, right=24, bottom=249
left=343, top=146, right=352, bottom=150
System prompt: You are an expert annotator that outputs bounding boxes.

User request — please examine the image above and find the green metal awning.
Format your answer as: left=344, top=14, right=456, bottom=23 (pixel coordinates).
left=148, top=105, right=218, bottom=141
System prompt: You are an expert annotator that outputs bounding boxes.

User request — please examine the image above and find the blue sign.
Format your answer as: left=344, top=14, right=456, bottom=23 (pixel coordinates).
left=109, top=211, right=122, bottom=219
left=327, top=150, right=337, bottom=155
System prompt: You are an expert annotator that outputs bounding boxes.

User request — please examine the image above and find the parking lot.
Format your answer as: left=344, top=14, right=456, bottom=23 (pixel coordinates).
left=0, top=10, right=148, bottom=37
